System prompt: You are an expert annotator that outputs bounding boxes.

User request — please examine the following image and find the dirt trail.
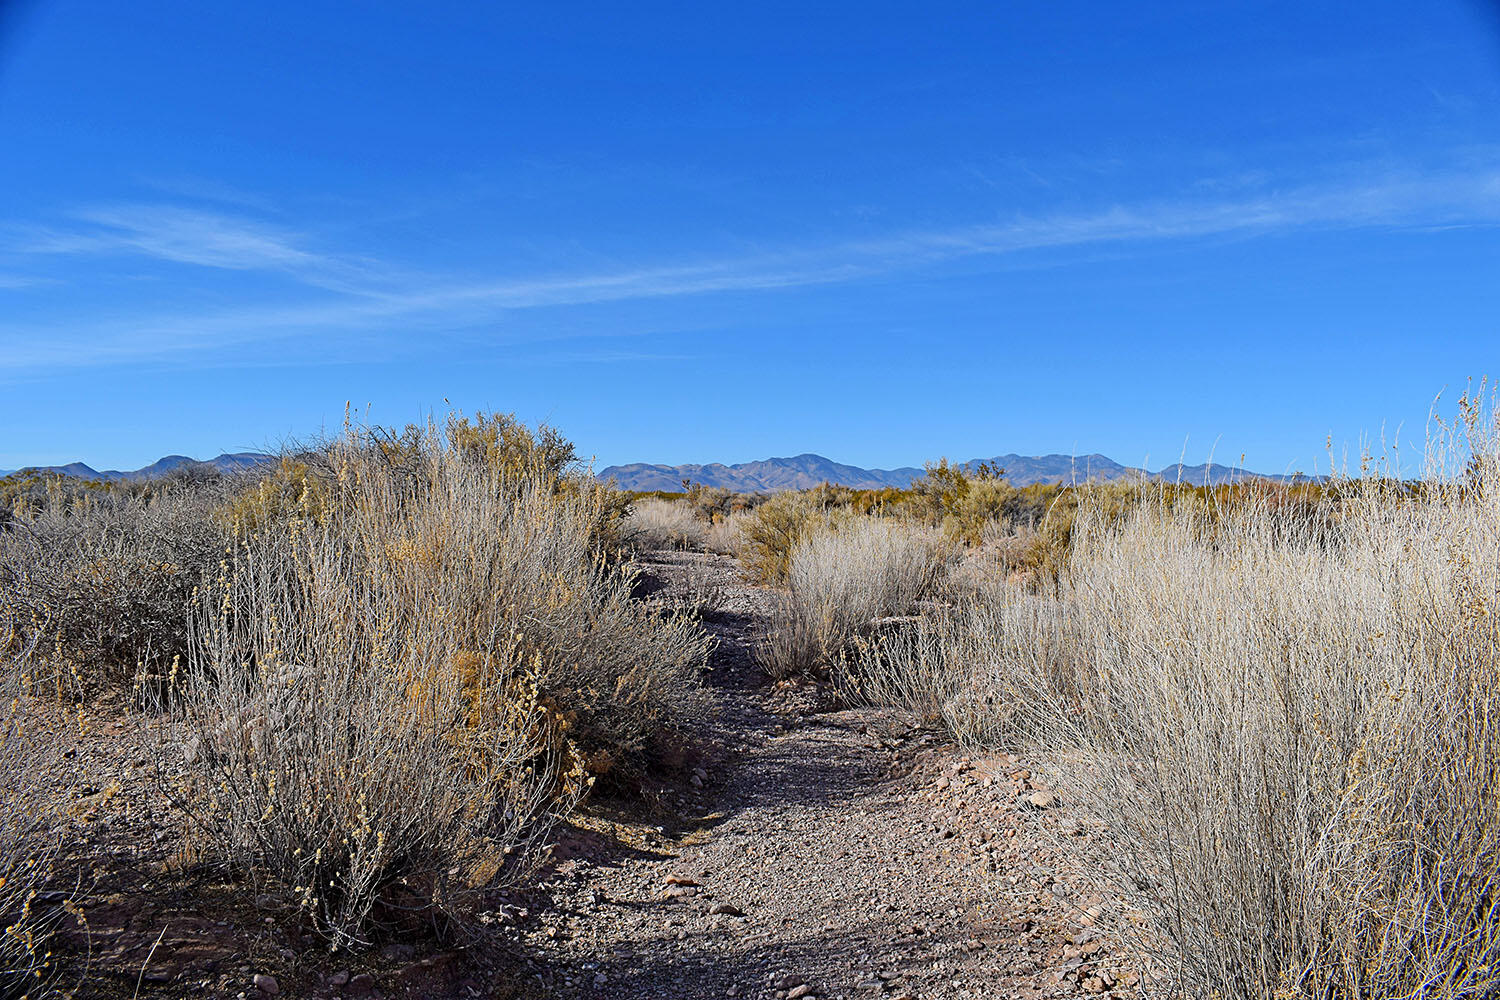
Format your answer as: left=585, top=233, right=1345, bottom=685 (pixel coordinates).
left=510, top=552, right=1142, bottom=1000
left=44, top=550, right=1143, bottom=999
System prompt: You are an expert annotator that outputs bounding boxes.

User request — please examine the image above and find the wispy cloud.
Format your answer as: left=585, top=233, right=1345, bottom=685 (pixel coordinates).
left=16, top=204, right=393, bottom=294
left=3, top=163, right=1498, bottom=375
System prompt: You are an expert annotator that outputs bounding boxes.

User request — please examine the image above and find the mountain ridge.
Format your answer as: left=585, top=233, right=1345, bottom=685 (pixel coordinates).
left=600, top=452, right=1287, bottom=491
left=2, top=450, right=1293, bottom=489
left=0, top=452, right=274, bottom=482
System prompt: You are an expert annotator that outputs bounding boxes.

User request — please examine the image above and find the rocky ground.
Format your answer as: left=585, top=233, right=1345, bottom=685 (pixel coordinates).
left=23, top=549, right=1153, bottom=999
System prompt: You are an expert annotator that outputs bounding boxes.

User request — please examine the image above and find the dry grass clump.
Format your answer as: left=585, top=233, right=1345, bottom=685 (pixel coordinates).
left=0, top=473, right=232, bottom=695
left=155, top=416, right=709, bottom=949
left=853, top=393, right=1500, bottom=999
left=625, top=498, right=706, bottom=550
left=839, top=585, right=1062, bottom=744
left=0, top=717, right=70, bottom=997
left=0, top=628, right=83, bottom=997
left=702, top=508, right=751, bottom=556
left=758, top=518, right=950, bottom=680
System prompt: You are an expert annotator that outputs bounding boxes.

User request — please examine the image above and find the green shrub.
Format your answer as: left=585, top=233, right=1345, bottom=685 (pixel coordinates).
left=740, top=490, right=833, bottom=585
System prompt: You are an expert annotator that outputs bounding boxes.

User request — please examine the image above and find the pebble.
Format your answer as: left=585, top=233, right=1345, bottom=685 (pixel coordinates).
left=252, top=974, right=279, bottom=995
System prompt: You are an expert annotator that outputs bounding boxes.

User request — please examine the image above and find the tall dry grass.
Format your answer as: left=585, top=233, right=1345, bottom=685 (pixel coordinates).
left=702, top=508, right=751, bottom=556
left=625, top=498, right=705, bottom=550
left=851, top=396, right=1500, bottom=999
left=758, top=518, right=950, bottom=679
left=0, top=625, right=82, bottom=998
left=155, top=418, right=710, bottom=949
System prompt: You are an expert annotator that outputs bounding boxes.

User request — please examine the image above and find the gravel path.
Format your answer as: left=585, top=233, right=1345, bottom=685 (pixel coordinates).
left=509, top=552, right=1146, bottom=1000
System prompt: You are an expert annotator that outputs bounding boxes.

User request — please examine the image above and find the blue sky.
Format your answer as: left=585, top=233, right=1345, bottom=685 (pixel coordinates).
left=1, top=1, right=1497, bottom=475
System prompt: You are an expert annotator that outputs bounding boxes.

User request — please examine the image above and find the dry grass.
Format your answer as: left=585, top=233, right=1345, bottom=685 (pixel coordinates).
left=625, top=498, right=706, bottom=550
left=0, top=475, right=232, bottom=695
left=850, top=395, right=1500, bottom=998
left=703, top=508, right=751, bottom=556
left=0, top=626, right=83, bottom=998
left=758, top=518, right=950, bottom=680
left=146, top=417, right=709, bottom=949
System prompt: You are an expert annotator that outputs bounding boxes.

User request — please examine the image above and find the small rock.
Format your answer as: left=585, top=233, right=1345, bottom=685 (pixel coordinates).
left=787, top=986, right=815, bottom=1000
left=348, top=972, right=375, bottom=996
left=709, top=902, right=744, bottom=916
left=253, top=974, right=279, bottom=995
left=328, top=970, right=350, bottom=986
left=664, top=875, right=700, bottom=887
left=381, top=942, right=416, bottom=962
left=1028, top=789, right=1057, bottom=809
left=773, top=974, right=805, bottom=989
left=594, top=973, right=608, bottom=985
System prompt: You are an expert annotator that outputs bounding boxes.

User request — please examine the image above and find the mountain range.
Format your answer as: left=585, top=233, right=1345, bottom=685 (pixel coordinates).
left=2, top=449, right=1286, bottom=490
left=599, top=452, right=1286, bottom=491
left=0, top=452, right=274, bottom=482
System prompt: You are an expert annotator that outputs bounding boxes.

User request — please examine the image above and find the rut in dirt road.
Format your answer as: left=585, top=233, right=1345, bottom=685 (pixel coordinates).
left=510, top=551, right=1142, bottom=1000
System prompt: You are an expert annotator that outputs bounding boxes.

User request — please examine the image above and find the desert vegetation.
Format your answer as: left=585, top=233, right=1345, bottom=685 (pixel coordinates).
left=0, top=620, right=84, bottom=998
left=0, top=413, right=713, bottom=982
left=5, top=395, right=1499, bottom=999
left=809, top=395, right=1500, bottom=999
left=756, top=517, right=950, bottom=680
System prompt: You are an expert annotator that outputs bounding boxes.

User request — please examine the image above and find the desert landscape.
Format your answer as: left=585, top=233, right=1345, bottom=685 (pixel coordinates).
left=3, top=394, right=1500, bottom=999
left=4, top=2, right=1498, bottom=997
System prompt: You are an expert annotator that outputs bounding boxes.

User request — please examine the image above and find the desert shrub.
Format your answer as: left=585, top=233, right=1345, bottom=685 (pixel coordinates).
left=941, top=477, right=1021, bottom=544
left=703, top=508, right=752, bottom=556
left=758, top=518, right=950, bottom=680
left=854, top=395, right=1500, bottom=999
left=625, top=498, right=705, bottom=550
left=214, top=456, right=330, bottom=533
left=739, top=490, right=837, bottom=585
left=166, top=527, right=575, bottom=949
left=161, top=419, right=709, bottom=948
left=842, top=584, right=1067, bottom=744
left=0, top=476, right=231, bottom=694
left=444, top=411, right=577, bottom=481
